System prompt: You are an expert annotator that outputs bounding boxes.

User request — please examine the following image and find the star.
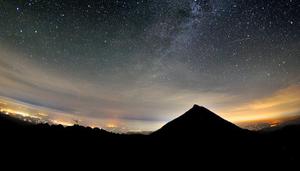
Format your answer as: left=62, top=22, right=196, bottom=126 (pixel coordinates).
left=0, top=0, right=298, bottom=132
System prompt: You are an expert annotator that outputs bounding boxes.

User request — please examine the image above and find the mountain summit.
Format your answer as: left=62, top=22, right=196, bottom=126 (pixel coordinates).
left=152, top=104, right=244, bottom=137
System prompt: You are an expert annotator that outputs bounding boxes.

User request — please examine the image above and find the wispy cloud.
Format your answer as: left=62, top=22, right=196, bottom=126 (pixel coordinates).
left=1, top=46, right=299, bottom=131
left=0, top=47, right=238, bottom=131
left=222, top=84, right=300, bottom=122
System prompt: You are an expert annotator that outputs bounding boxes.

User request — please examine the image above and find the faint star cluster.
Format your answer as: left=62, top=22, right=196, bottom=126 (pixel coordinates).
left=0, top=0, right=299, bottom=131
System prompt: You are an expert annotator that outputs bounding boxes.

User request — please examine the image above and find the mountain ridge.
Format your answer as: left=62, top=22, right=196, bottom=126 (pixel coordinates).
left=152, top=104, right=246, bottom=137
left=1, top=104, right=300, bottom=165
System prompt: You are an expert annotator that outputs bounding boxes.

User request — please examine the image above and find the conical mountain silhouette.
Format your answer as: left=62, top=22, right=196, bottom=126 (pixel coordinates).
left=2, top=105, right=300, bottom=165
left=153, top=104, right=245, bottom=137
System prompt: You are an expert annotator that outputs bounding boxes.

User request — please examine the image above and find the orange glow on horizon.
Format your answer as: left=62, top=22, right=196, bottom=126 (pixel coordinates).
left=1, top=84, right=300, bottom=132
left=51, top=119, right=74, bottom=126
left=106, top=123, right=117, bottom=128
left=0, top=108, right=42, bottom=119
left=221, top=84, right=300, bottom=124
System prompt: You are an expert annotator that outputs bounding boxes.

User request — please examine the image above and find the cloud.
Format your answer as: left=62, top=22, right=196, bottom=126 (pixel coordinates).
left=222, top=84, right=300, bottom=122
left=1, top=46, right=299, bottom=132
left=0, top=47, right=239, bottom=131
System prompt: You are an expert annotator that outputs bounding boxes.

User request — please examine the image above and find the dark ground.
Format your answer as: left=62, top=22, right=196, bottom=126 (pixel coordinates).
left=1, top=105, right=300, bottom=168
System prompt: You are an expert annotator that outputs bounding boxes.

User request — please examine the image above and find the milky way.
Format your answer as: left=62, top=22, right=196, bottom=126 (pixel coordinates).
left=0, top=0, right=299, bottom=132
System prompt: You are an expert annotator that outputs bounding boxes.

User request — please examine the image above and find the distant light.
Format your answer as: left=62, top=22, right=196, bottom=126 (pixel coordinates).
left=37, top=112, right=48, bottom=117
left=51, top=119, right=74, bottom=126
left=106, top=123, right=117, bottom=128
left=270, top=120, right=280, bottom=127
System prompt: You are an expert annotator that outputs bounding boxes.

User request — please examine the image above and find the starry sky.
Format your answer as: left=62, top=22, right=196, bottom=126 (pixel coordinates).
left=0, top=0, right=299, bottom=132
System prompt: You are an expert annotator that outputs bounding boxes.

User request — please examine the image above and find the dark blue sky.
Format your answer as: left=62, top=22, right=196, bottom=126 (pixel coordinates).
left=0, top=0, right=299, bottom=131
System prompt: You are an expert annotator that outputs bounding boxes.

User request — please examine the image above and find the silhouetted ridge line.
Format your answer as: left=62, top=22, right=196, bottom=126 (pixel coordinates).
left=1, top=105, right=300, bottom=165
left=152, top=104, right=245, bottom=137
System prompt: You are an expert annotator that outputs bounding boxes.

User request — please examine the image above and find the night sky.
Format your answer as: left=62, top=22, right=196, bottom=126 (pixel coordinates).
left=0, top=0, right=299, bottom=132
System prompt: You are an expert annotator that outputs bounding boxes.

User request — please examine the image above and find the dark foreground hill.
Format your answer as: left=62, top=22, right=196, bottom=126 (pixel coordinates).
left=1, top=105, right=300, bottom=168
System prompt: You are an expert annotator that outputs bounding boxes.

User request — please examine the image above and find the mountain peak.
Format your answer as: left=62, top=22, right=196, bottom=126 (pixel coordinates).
left=185, top=104, right=220, bottom=120
left=153, top=105, right=244, bottom=137
left=190, top=104, right=212, bottom=113
left=191, top=104, right=205, bottom=110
